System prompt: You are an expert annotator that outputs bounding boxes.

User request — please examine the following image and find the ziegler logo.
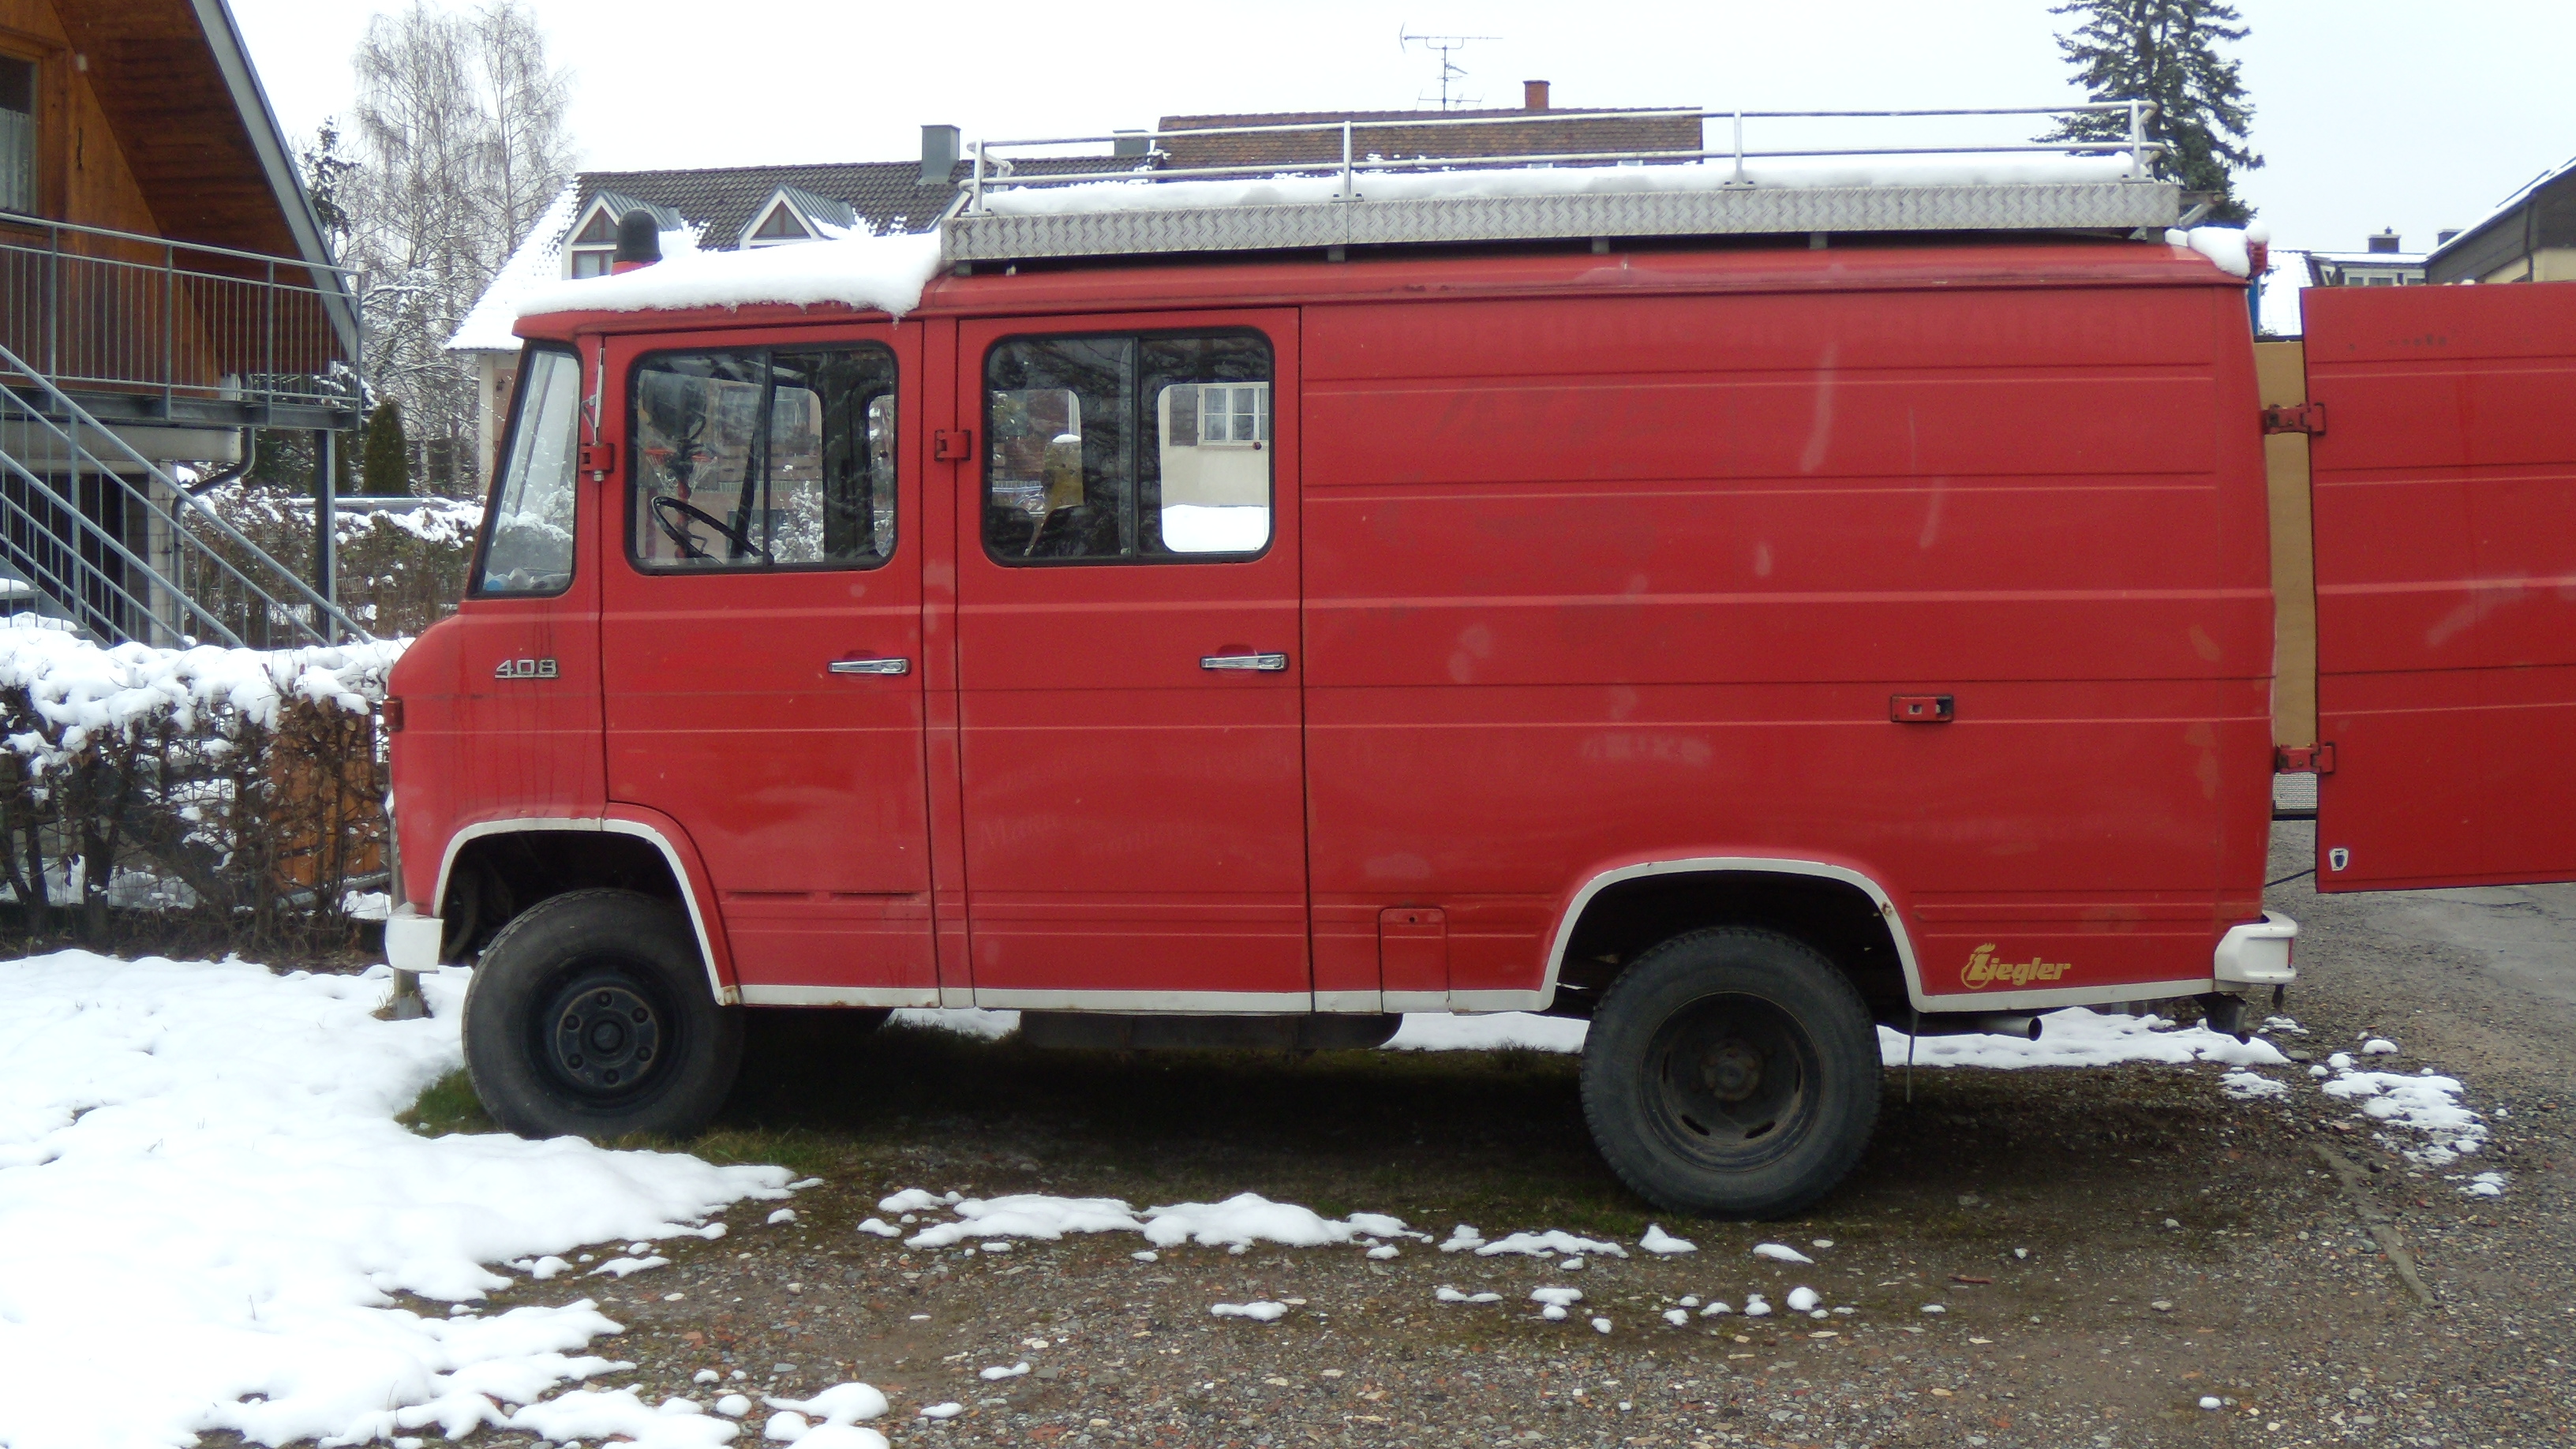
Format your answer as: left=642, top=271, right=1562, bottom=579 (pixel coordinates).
left=494, top=657, right=559, bottom=680
left=1960, top=943, right=2072, bottom=990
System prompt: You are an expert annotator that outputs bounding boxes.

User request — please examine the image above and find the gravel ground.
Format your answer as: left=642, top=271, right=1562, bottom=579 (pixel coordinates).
left=400, top=822, right=2572, bottom=1449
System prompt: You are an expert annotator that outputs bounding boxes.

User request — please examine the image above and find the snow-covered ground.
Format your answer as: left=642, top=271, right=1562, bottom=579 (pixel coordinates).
left=0, top=953, right=2497, bottom=1448
left=0, top=952, right=800, bottom=1449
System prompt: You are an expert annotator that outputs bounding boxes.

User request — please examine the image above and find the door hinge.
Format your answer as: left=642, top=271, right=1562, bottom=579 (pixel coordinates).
left=2261, top=402, right=2327, bottom=436
left=2275, top=743, right=2335, bottom=774
left=579, top=440, right=617, bottom=474
left=933, top=428, right=975, bottom=462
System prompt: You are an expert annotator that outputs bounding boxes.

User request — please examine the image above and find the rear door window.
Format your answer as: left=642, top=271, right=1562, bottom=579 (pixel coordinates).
left=984, top=331, right=1271, bottom=563
left=630, top=346, right=897, bottom=571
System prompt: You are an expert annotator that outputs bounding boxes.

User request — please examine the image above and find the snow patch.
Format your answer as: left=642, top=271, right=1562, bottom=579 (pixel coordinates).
left=0, top=950, right=791, bottom=1449
left=517, top=230, right=944, bottom=326
left=1752, top=1242, right=1814, bottom=1264
left=1884, top=1008, right=2290, bottom=1069
left=1210, top=1301, right=1288, bottom=1322
left=1639, top=1223, right=1698, bottom=1255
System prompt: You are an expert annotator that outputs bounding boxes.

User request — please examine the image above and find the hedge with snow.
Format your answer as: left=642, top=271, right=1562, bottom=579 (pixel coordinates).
left=0, top=618, right=400, bottom=942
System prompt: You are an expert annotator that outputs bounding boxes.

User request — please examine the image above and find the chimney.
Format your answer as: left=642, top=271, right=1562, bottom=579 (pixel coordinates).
left=1524, top=79, right=1550, bottom=111
left=2367, top=228, right=2402, bottom=253
left=1112, top=129, right=1150, bottom=158
left=920, top=124, right=962, bottom=185
left=2436, top=228, right=2462, bottom=246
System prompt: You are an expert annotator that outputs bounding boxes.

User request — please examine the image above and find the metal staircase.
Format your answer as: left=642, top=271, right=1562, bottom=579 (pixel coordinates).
left=0, top=349, right=366, bottom=647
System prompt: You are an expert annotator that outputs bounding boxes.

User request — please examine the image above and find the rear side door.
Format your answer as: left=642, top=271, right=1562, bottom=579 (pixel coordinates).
left=950, top=311, right=1308, bottom=1006
left=599, top=324, right=935, bottom=1000
left=2305, top=281, right=2576, bottom=890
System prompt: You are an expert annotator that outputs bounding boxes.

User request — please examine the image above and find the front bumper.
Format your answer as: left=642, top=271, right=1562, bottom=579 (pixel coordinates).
left=2213, top=909, right=2297, bottom=988
left=387, top=904, right=444, bottom=975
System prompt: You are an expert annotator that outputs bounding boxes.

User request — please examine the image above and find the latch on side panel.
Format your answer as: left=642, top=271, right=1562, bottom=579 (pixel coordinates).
left=2275, top=743, right=2335, bottom=773
left=933, top=429, right=975, bottom=462
left=2261, top=402, right=2327, bottom=436
left=1889, top=694, right=1955, bottom=723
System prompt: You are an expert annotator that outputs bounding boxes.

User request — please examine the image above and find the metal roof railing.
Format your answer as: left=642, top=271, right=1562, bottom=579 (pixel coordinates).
left=964, top=101, right=2164, bottom=213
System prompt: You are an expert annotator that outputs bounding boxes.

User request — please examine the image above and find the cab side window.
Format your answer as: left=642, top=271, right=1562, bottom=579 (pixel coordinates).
left=474, top=345, right=583, bottom=597
left=630, top=346, right=897, bottom=571
left=984, top=331, right=1271, bottom=563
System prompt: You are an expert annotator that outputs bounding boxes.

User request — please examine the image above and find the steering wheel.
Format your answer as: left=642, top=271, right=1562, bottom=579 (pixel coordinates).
left=650, top=494, right=770, bottom=564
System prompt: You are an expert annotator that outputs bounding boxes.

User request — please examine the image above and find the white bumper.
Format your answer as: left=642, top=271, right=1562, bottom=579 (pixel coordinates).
left=387, top=904, right=444, bottom=975
left=2213, top=910, right=2297, bottom=987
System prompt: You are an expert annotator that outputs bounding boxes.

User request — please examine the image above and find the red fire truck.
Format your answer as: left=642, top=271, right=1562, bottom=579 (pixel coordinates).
left=384, top=115, right=2576, bottom=1217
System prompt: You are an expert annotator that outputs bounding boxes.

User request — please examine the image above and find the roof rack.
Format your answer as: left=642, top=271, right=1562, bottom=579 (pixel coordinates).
left=943, top=103, right=2181, bottom=264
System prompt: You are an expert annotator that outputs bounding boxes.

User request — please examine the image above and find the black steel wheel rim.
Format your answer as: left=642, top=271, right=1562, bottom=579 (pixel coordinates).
left=534, top=961, right=676, bottom=1104
left=1640, top=992, right=1822, bottom=1172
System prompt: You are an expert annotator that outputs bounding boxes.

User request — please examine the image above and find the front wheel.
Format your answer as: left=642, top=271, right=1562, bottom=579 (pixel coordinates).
left=462, top=889, right=743, bottom=1140
left=1579, top=927, right=1881, bottom=1219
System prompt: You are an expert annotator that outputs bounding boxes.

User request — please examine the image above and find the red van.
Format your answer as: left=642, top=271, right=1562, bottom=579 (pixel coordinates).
left=384, top=172, right=2576, bottom=1217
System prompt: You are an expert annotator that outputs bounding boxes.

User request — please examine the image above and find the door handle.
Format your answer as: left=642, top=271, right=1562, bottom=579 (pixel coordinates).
left=1200, top=652, right=1290, bottom=672
left=829, top=657, right=912, bottom=676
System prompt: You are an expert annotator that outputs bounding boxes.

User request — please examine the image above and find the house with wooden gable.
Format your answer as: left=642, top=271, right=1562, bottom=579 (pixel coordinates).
left=0, top=0, right=358, bottom=646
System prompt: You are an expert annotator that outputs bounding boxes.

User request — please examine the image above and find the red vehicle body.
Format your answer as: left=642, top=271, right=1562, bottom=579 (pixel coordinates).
left=385, top=234, right=2576, bottom=1216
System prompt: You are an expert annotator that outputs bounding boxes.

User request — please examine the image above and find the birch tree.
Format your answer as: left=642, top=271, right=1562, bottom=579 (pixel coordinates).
left=345, top=1, right=573, bottom=495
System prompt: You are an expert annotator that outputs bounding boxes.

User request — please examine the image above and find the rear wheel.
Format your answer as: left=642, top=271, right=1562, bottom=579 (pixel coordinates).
left=462, top=889, right=743, bottom=1140
left=1579, top=927, right=1880, bottom=1219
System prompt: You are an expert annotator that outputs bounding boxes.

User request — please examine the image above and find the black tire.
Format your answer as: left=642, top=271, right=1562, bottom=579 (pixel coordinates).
left=1580, top=927, right=1881, bottom=1219
left=462, top=888, right=743, bottom=1140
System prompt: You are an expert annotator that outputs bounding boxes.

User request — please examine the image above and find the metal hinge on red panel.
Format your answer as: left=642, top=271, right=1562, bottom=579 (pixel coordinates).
left=2275, top=743, right=2335, bottom=774
left=578, top=440, right=617, bottom=474
left=932, top=429, right=975, bottom=462
left=2261, top=402, right=2327, bottom=436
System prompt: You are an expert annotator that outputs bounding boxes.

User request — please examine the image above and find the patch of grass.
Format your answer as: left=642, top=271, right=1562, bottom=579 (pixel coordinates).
left=398, top=1069, right=495, bottom=1136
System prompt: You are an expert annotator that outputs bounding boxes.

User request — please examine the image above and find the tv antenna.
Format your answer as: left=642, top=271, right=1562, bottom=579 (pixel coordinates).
left=1398, top=27, right=1496, bottom=110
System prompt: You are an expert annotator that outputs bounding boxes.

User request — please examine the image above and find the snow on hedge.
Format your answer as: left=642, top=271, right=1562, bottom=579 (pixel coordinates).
left=0, top=951, right=799, bottom=1449
left=0, top=616, right=399, bottom=760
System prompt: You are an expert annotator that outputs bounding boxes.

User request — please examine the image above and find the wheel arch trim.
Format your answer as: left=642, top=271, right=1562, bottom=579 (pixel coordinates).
left=1540, top=855, right=1934, bottom=1013
left=432, top=812, right=739, bottom=1004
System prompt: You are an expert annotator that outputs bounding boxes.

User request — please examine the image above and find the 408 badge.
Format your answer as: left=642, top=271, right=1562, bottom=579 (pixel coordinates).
left=1960, top=943, right=2072, bottom=990
left=494, top=657, right=558, bottom=680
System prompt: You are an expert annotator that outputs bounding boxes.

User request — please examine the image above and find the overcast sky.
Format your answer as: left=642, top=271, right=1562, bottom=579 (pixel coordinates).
left=230, top=0, right=2572, bottom=294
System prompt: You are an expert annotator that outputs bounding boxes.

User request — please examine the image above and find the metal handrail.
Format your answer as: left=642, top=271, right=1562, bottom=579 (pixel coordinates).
left=0, top=444, right=233, bottom=644
left=967, top=101, right=2161, bottom=213
left=0, top=341, right=372, bottom=645
left=0, top=214, right=362, bottom=416
left=0, top=212, right=361, bottom=276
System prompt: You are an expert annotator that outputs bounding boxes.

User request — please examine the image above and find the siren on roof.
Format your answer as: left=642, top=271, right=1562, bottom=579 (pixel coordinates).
left=613, top=211, right=661, bottom=272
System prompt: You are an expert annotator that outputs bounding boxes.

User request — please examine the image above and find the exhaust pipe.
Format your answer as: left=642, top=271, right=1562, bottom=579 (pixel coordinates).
left=1911, top=1013, right=2043, bottom=1041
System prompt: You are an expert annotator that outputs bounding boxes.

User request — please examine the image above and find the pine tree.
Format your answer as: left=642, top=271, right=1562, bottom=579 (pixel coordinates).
left=2043, top=0, right=2262, bottom=223
left=361, top=400, right=411, bottom=496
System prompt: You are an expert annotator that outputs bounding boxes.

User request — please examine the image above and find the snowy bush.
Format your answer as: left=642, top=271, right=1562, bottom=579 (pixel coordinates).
left=0, top=620, right=402, bottom=945
left=197, top=483, right=480, bottom=640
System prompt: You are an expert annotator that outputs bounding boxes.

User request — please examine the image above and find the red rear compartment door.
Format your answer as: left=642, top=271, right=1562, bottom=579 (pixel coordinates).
left=2305, top=280, right=2576, bottom=890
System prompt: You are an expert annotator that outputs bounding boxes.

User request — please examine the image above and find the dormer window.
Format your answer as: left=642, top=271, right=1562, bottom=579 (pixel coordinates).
left=566, top=204, right=617, bottom=278
left=747, top=201, right=811, bottom=246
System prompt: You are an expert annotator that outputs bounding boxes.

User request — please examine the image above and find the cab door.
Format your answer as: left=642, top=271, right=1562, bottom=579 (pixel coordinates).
left=599, top=324, right=935, bottom=1000
left=951, top=313, right=1308, bottom=1006
left=2305, top=281, right=2576, bottom=890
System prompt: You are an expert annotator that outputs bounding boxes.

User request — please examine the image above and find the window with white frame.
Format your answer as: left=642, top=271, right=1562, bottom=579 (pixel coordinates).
left=746, top=202, right=811, bottom=247
left=566, top=205, right=617, bottom=278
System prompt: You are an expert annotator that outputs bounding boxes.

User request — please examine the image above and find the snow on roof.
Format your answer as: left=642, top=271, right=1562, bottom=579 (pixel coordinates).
left=2166, top=224, right=2254, bottom=279
left=513, top=228, right=944, bottom=324
left=975, top=152, right=2141, bottom=216
left=2306, top=250, right=2428, bottom=265
left=447, top=182, right=581, bottom=352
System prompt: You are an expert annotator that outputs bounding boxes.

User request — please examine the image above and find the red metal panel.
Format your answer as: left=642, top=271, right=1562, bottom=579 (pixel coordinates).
left=951, top=309, right=1310, bottom=1001
left=1301, top=279, right=2275, bottom=1002
left=2306, top=280, right=2576, bottom=890
left=597, top=323, right=937, bottom=993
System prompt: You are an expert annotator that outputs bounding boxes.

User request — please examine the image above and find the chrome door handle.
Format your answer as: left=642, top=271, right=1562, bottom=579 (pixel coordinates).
left=1200, top=652, right=1290, bottom=672
left=828, top=657, right=912, bottom=676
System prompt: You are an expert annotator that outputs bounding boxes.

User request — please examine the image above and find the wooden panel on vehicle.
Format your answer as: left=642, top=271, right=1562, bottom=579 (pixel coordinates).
left=2254, top=339, right=2316, bottom=750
